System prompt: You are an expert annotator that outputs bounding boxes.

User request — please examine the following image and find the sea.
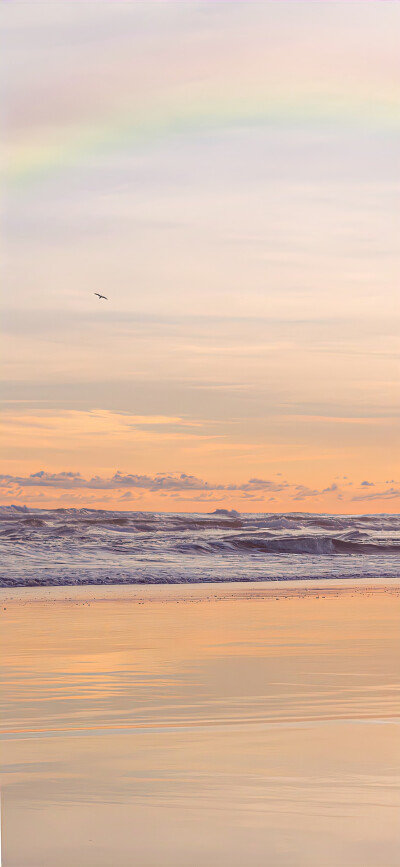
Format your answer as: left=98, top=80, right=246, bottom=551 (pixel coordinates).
left=1, top=506, right=399, bottom=587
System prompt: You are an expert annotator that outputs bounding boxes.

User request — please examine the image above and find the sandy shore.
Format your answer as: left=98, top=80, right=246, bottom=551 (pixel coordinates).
left=1, top=580, right=400, bottom=866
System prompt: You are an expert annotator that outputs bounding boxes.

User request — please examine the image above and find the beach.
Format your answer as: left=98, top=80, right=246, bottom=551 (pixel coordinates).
left=3, top=0, right=399, bottom=863
left=1, top=581, right=399, bottom=867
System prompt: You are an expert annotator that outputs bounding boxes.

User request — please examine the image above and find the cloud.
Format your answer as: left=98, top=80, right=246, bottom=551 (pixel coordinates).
left=0, top=471, right=345, bottom=502
left=292, top=485, right=320, bottom=500
left=0, top=470, right=289, bottom=494
left=0, top=471, right=88, bottom=489
left=352, top=487, right=400, bottom=502
left=10, top=471, right=400, bottom=507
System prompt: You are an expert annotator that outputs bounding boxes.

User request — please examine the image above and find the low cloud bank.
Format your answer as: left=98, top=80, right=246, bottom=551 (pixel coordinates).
left=352, top=487, right=400, bottom=502
left=0, top=470, right=288, bottom=494
left=2, top=471, right=398, bottom=504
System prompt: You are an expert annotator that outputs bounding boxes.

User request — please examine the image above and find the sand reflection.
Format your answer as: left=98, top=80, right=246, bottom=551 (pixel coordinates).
left=1, top=584, right=400, bottom=866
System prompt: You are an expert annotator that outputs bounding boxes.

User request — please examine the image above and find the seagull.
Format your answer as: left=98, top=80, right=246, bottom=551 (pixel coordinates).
left=94, top=293, right=108, bottom=301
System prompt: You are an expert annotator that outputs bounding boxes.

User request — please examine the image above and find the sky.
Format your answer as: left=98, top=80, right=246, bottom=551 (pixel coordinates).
left=1, top=1, right=399, bottom=513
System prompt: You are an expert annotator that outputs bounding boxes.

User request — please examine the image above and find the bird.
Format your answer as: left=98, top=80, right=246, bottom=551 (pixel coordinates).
left=94, top=293, right=108, bottom=301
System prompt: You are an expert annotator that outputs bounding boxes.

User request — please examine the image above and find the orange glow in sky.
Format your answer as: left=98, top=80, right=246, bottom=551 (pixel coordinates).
left=2, top=3, right=399, bottom=512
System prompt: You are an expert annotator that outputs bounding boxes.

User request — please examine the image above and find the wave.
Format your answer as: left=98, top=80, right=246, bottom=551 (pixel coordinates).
left=1, top=507, right=399, bottom=586
left=175, top=533, right=400, bottom=556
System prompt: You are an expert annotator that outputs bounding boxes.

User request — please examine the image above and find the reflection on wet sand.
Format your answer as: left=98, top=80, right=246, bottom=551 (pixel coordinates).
left=1, top=583, right=400, bottom=866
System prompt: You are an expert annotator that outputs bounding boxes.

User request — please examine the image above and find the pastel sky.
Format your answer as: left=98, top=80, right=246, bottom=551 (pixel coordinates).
left=2, top=2, right=399, bottom=513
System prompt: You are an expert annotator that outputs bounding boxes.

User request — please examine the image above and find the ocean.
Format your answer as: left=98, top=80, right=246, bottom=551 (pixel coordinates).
left=1, top=506, right=399, bottom=587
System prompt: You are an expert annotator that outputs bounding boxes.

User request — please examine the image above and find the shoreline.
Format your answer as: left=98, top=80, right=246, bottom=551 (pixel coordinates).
left=1, top=576, right=400, bottom=605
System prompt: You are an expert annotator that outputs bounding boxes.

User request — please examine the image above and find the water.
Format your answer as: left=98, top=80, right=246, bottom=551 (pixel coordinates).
left=2, top=585, right=400, bottom=866
left=1, top=506, right=399, bottom=586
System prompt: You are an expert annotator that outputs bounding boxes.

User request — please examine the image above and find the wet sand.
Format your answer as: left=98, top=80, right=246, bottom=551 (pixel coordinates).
left=1, top=581, right=400, bottom=866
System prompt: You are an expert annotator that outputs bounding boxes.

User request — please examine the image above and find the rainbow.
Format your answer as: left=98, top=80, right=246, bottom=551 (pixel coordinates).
left=7, top=88, right=399, bottom=190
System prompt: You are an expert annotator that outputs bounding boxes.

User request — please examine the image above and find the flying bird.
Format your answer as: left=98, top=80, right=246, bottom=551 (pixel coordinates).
left=94, top=293, right=108, bottom=301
